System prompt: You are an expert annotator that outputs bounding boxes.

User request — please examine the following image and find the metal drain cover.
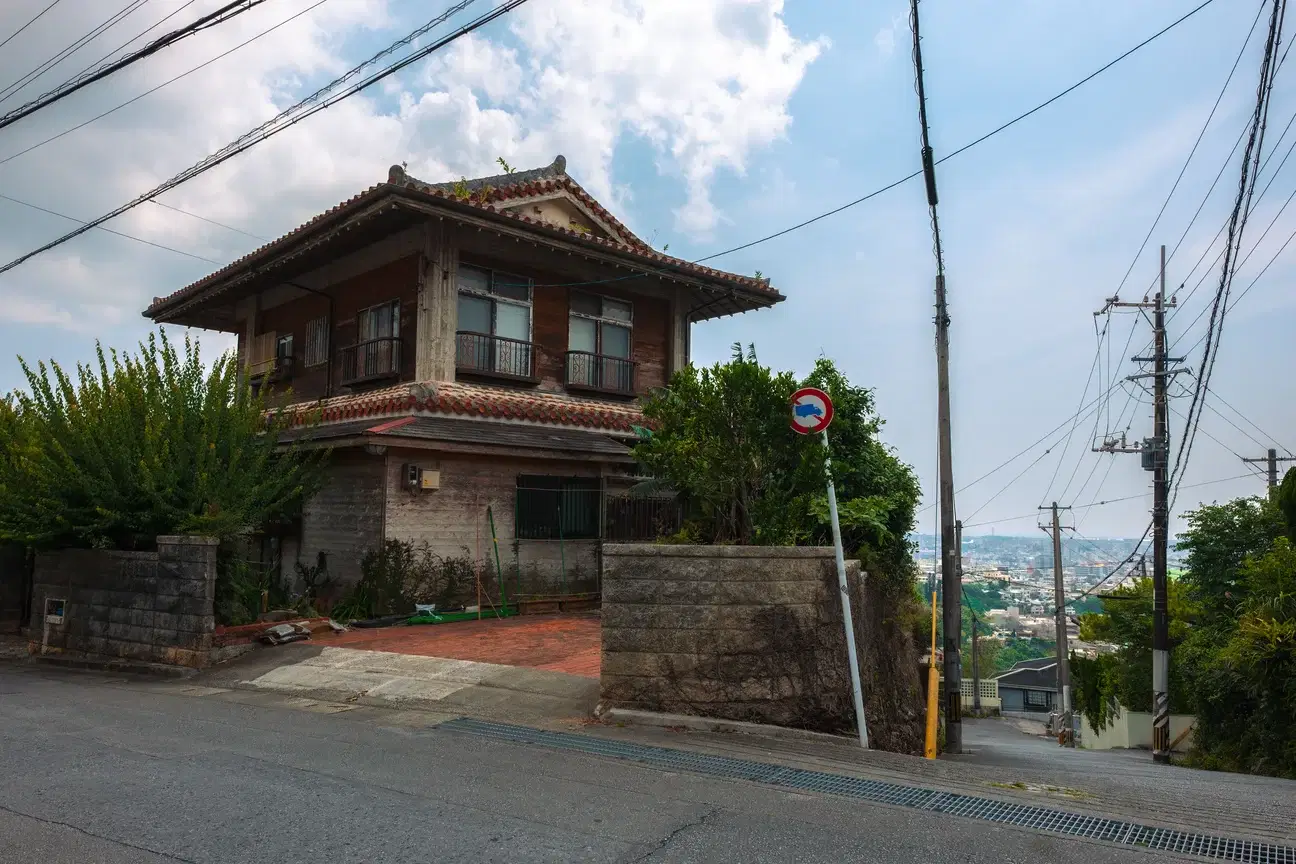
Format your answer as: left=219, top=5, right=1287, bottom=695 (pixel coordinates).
left=439, top=717, right=1294, bottom=864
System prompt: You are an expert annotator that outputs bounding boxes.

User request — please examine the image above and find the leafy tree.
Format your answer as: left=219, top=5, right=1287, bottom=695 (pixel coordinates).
left=1176, top=496, right=1285, bottom=622
left=1279, top=467, right=1296, bottom=538
left=0, top=330, right=322, bottom=550
left=1071, top=577, right=1198, bottom=730
left=633, top=347, right=921, bottom=591
left=1181, top=538, right=1296, bottom=777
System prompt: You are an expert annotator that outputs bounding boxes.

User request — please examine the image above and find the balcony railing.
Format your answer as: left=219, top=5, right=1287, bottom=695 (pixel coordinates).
left=248, top=354, right=294, bottom=385
left=455, top=331, right=537, bottom=382
left=339, top=337, right=402, bottom=386
left=565, top=351, right=636, bottom=396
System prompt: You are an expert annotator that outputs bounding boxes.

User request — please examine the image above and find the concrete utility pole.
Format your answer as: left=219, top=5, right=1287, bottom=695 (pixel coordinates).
left=1039, top=502, right=1073, bottom=744
left=909, top=0, right=962, bottom=754
left=1241, top=448, right=1296, bottom=493
left=1093, top=245, right=1182, bottom=764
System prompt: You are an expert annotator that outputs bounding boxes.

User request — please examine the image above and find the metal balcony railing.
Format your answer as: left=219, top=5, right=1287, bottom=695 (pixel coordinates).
left=339, top=337, right=401, bottom=386
left=565, top=351, right=636, bottom=396
left=455, top=331, right=537, bottom=381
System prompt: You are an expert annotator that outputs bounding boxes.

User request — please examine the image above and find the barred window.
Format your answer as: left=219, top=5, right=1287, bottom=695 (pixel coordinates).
left=304, top=316, right=329, bottom=367
left=516, top=475, right=600, bottom=540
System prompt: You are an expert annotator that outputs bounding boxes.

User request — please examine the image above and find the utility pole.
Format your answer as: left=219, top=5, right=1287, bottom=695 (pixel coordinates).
left=1093, top=245, right=1182, bottom=764
left=1241, top=448, right=1296, bottom=493
left=909, top=0, right=962, bottom=754
left=1039, top=502, right=1073, bottom=745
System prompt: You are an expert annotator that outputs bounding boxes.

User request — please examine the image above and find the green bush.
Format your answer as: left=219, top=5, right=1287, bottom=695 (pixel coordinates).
left=0, top=330, right=323, bottom=551
left=330, top=540, right=479, bottom=621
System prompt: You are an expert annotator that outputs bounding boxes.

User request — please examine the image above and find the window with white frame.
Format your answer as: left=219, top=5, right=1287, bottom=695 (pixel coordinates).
left=455, top=264, right=533, bottom=377
left=567, top=292, right=633, bottom=391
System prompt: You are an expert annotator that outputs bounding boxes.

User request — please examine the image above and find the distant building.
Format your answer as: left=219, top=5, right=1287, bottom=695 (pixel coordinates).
left=996, top=658, right=1057, bottom=714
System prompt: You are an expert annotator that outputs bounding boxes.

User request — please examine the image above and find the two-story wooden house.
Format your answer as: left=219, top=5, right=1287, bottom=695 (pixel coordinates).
left=144, top=156, right=782, bottom=598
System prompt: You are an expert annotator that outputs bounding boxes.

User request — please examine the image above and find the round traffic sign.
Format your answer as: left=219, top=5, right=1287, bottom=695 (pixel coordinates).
left=790, top=387, right=833, bottom=435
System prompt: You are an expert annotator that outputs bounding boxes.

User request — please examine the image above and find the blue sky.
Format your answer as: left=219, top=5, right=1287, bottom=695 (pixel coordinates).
left=0, top=0, right=1291, bottom=544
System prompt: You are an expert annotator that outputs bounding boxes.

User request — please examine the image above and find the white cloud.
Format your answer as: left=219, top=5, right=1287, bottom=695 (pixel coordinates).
left=0, top=0, right=821, bottom=338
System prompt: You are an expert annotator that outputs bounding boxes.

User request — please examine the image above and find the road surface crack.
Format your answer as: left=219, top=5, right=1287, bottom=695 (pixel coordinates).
left=0, top=803, right=198, bottom=862
left=630, top=806, right=720, bottom=862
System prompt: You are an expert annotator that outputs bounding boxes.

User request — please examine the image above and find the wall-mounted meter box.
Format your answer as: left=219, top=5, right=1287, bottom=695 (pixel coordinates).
left=44, top=597, right=66, bottom=625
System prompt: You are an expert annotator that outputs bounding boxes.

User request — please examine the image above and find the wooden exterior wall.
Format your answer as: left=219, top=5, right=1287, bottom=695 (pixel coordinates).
left=243, top=243, right=671, bottom=402
left=253, top=255, right=420, bottom=403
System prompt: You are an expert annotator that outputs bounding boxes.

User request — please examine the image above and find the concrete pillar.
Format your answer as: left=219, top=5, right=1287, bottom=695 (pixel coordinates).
left=415, top=220, right=458, bottom=382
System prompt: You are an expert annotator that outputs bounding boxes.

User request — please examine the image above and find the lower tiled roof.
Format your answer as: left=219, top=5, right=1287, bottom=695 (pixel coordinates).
left=281, top=380, right=643, bottom=433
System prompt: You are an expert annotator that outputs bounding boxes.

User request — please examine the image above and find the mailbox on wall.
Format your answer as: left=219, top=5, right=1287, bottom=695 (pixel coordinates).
left=44, top=597, right=66, bottom=625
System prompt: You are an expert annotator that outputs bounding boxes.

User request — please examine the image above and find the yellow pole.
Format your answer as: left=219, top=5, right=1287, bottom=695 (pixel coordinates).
left=924, top=590, right=940, bottom=759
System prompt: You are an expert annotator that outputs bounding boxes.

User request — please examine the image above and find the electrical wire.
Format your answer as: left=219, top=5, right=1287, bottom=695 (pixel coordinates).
left=0, top=0, right=149, bottom=105
left=0, top=0, right=268, bottom=131
left=1209, top=390, right=1294, bottom=455
left=1171, top=0, right=1285, bottom=507
left=0, top=0, right=63, bottom=53
left=147, top=200, right=268, bottom=242
left=286, top=0, right=1225, bottom=297
left=0, top=193, right=219, bottom=264
left=1111, top=0, right=1265, bottom=299
left=0, top=0, right=514, bottom=277
left=0, top=0, right=335, bottom=169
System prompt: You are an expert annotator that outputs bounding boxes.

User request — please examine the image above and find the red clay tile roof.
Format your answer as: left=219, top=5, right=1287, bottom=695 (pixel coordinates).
left=282, top=380, right=644, bottom=434
left=145, top=156, right=780, bottom=319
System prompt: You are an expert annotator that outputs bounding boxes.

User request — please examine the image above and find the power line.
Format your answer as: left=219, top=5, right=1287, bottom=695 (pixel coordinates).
left=0, top=0, right=335, bottom=168
left=1171, top=0, right=1285, bottom=508
left=0, top=0, right=149, bottom=106
left=427, top=0, right=1223, bottom=295
left=0, top=0, right=510, bottom=276
left=0, top=0, right=269, bottom=132
left=0, top=0, right=63, bottom=53
left=1209, top=390, right=1293, bottom=455
left=1112, top=0, right=1265, bottom=299
left=148, top=199, right=267, bottom=242
left=0, top=192, right=219, bottom=264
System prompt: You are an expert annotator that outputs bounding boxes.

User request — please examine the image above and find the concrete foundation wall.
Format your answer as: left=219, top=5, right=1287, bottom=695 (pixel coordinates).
left=601, top=544, right=925, bottom=753
left=28, top=536, right=218, bottom=668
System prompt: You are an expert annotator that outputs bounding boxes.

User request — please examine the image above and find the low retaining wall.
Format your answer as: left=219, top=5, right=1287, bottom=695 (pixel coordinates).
left=28, top=536, right=218, bottom=668
left=1081, top=704, right=1196, bottom=752
left=601, top=544, right=925, bottom=753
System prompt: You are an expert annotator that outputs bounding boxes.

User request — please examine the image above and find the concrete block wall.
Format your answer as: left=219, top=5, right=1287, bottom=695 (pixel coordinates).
left=28, top=536, right=218, bottom=668
left=601, top=544, right=925, bottom=753
left=383, top=448, right=602, bottom=598
left=298, top=450, right=385, bottom=591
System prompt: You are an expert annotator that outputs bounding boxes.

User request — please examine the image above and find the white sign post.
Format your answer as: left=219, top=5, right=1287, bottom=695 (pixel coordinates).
left=790, top=387, right=869, bottom=749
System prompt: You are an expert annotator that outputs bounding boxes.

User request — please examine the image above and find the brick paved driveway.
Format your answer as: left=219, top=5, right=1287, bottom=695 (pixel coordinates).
left=315, top=612, right=601, bottom=678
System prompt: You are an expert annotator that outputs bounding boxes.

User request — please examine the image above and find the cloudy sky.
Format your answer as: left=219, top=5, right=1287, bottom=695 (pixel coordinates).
left=0, top=0, right=1292, bottom=545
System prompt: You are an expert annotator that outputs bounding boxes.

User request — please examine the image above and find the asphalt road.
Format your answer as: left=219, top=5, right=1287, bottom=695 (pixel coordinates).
left=0, top=665, right=1212, bottom=863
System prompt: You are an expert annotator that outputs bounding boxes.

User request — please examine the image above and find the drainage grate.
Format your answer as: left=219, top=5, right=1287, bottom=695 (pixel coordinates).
left=439, top=718, right=1296, bottom=864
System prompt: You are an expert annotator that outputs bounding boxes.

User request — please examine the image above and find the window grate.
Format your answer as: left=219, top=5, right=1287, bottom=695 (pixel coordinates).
left=438, top=718, right=1295, bottom=864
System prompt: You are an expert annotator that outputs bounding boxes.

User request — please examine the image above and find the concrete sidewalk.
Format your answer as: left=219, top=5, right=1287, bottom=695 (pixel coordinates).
left=198, top=641, right=599, bottom=729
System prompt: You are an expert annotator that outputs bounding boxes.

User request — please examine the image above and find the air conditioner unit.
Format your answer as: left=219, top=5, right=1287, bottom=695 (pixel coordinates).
left=419, top=469, right=441, bottom=490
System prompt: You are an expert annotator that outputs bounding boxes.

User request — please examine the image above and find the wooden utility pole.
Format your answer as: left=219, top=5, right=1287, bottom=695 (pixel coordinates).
left=1241, top=448, right=1296, bottom=493
left=1039, top=502, right=1073, bottom=745
left=909, top=0, right=962, bottom=754
left=1093, top=245, right=1182, bottom=764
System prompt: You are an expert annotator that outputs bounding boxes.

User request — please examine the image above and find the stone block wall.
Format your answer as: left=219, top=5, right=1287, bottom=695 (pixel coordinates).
left=0, top=543, right=28, bottom=632
left=28, top=536, right=218, bottom=668
left=601, top=544, right=924, bottom=753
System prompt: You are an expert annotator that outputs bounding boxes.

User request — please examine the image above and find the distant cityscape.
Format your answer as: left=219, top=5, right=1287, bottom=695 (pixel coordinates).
left=908, top=532, right=1181, bottom=652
